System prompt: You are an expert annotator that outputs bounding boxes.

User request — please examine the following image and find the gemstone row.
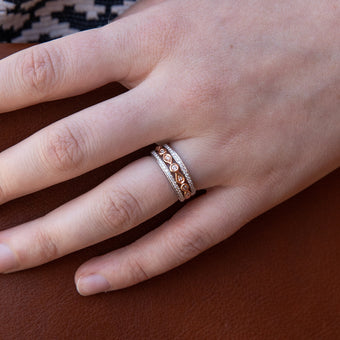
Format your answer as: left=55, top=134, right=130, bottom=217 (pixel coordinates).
left=156, top=145, right=192, bottom=200
left=163, top=144, right=196, bottom=195
left=151, top=151, right=185, bottom=202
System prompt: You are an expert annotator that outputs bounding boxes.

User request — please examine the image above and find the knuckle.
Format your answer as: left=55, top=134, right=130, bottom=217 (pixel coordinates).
left=169, top=223, right=211, bottom=261
left=98, top=186, right=142, bottom=234
left=178, top=73, right=221, bottom=112
left=33, top=228, right=60, bottom=261
left=132, top=6, right=184, bottom=60
left=125, top=256, right=150, bottom=284
left=167, top=72, right=223, bottom=135
left=0, top=184, right=5, bottom=203
left=0, top=176, right=9, bottom=203
left=40, top=123, right=86, bottom=172
left=141, top=12, right=175, bottom=44
left=20, top=45, right=61, bottom=97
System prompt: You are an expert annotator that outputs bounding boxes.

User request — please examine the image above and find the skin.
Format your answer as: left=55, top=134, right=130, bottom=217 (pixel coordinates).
left=0, top=0, right=339, bottom=296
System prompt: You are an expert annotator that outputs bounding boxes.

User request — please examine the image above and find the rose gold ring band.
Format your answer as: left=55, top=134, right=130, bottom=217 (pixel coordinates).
left=151, top=144, right=196, bottom=202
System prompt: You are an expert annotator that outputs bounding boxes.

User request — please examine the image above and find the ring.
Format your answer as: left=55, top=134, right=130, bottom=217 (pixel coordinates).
left=151, top=144, right=196, bottom=202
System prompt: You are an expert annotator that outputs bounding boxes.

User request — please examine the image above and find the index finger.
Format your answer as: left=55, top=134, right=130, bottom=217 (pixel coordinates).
left=0, top=20, right=136, bottom=113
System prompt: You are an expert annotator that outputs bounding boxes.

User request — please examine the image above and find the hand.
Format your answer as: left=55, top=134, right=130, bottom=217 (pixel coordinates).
left=0, top=0, right=339, bottom=296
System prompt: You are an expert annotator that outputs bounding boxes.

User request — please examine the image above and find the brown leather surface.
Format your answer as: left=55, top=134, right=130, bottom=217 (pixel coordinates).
left=0, top=44, right=339, bottom=340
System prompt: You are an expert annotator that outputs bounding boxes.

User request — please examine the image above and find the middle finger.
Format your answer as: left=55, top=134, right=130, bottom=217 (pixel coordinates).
left=0, top=80, right=177, bottom=204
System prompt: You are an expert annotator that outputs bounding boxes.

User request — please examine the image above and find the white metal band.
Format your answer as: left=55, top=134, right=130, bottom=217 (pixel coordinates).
left=163, top=144, right=196, bottom=195
left=151, top=151, right=185, bottom=202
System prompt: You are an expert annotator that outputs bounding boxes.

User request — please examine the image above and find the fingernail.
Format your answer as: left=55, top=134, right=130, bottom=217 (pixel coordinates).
left=0, top=243, right=18, bottom=273
left=76, top=274, right=111, bottom=296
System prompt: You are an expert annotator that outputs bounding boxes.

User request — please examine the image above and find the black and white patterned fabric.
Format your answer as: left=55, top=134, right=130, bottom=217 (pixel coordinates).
left=0, top=0, right=135, bottom=42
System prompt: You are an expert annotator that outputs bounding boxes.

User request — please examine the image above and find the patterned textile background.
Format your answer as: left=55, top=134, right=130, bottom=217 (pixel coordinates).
left=0, top=0, right=136, bottom=42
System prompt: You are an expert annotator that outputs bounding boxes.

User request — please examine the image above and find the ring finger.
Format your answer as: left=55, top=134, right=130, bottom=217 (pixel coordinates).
left=0, top=78, right=177, bottom=204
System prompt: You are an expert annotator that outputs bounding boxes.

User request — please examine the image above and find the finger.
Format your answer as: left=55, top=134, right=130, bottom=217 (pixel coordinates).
left=115, top=0, right=161, bottom=20
left=75, top=185, right=257, bottom=295
left=0, top=155, right=180, bottom=274
left=0, top=15, right=145, bottom=113
left=0, top=79, right=176, bottom=204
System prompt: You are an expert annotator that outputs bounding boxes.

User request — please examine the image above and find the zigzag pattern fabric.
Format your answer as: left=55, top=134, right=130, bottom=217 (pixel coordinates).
left=0, top=0, right=135, bottom=42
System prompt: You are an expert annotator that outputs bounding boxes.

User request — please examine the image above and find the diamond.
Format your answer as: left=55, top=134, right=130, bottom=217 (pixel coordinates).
left=175, top=173, right=185, bottom=184
left=181, top=183, right=189, bottom=191
left=170, top=163, right=179, bottom=172
left=163, top=153, right=172, bottom=164
left=156, top=146, right=167, bottom=155
left=183, top=191, right=191, bottom=199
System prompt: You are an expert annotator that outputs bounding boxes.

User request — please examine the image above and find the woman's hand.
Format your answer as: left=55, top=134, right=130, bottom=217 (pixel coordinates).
left=0, top=0, right=339, bottom=295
